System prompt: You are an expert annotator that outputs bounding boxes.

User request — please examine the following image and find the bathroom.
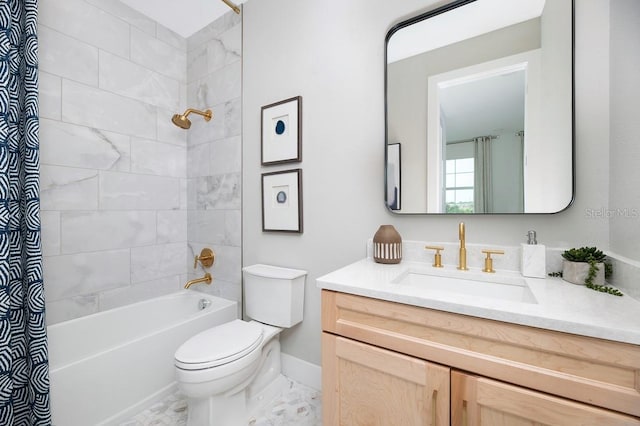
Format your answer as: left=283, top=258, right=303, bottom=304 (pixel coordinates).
left=14, top=0, right=637, bottom=424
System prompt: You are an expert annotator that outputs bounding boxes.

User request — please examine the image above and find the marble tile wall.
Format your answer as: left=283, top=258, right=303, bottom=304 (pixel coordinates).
left=185, top=13, right=243, bottom=314
left=39, top=0, right=242, bottom=323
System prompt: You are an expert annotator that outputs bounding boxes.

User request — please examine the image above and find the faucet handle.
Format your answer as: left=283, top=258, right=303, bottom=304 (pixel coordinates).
left=194, top=248, right=215, bottom=269
left=481, top=249, right=504, bottom=273
left=425, top=245, right=444, bottom=268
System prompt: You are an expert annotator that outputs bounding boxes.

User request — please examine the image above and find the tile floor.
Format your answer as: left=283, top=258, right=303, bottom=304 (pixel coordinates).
left=119, top=377, right=322, bottom=426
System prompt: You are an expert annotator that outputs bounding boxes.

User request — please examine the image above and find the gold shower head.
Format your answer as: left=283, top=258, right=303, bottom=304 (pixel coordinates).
left=171, top=108, right=213, bottom=129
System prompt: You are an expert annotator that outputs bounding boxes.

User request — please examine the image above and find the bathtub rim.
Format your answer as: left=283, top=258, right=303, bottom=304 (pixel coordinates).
left=48, top=291, right=238, bottom=372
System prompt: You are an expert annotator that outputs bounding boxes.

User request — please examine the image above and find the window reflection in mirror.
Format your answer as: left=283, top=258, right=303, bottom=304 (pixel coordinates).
left=385, top=0, right=573, bottom=214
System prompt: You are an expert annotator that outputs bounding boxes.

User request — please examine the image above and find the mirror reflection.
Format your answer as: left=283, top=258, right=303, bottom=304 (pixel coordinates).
left=385, top=0, right=573, bottom=214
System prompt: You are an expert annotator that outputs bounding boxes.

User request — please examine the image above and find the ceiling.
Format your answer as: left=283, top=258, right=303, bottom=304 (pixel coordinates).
left=120, top=0, right=247, bottom=38
left=441, top=69, right=525, bottom=141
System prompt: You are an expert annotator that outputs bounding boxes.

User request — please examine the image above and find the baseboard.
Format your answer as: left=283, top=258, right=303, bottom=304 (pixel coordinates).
left=281, top=353, right=322, bottom=391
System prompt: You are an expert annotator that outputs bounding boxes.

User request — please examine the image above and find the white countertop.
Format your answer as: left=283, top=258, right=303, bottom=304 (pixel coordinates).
left=317, top=258, right=640, bottom=346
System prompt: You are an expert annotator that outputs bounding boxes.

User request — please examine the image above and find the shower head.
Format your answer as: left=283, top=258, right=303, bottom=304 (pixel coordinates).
left=171, top=114, right=191, bottom=129
left=171, top=108, right=213, bottom=129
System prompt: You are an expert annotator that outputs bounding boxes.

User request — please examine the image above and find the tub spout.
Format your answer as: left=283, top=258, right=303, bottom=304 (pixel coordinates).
left=184, top=273, right=213, bottom=289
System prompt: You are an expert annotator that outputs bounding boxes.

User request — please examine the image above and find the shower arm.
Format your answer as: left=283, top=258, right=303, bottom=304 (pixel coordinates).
left=221, top=0, right=241, bottom=14
left=183, top=108, right=212, bottom=121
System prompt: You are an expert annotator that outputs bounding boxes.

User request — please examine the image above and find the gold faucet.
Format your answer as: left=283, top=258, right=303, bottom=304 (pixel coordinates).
left=184, top=273, right=213, bottom=289
left=425, top=246, right=444, bottom=268
left=482, top=249, right=505, bottom=273
left=458, top=222, right=468, bottom=270
left=193, top=248, right=215, bottom=269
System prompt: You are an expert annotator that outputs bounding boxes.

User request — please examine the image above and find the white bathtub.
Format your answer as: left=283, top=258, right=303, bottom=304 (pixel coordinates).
left=48, top=291, right=237, bottom=426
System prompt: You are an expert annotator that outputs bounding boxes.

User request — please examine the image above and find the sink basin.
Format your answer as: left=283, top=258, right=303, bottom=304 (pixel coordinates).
left=392, top=268, right=538, bottom=304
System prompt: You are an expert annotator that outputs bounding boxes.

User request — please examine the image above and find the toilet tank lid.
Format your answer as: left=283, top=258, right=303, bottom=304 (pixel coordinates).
left=242, top=264, right=307, bottom=280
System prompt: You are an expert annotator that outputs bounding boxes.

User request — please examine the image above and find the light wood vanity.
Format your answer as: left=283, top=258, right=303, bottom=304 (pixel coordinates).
left=321, top=290, right=640, bottom=425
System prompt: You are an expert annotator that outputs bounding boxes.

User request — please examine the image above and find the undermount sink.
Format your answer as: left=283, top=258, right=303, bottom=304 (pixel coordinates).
left=392, top=267, right=538, bottom=304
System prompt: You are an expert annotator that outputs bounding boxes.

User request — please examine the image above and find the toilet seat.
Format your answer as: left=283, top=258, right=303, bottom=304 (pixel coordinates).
left=175, top=320, right=263, bottom=370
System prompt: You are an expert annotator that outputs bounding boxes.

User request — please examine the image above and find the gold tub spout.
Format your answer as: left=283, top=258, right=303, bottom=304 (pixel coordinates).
left=184, top=273, right=213, bottom=289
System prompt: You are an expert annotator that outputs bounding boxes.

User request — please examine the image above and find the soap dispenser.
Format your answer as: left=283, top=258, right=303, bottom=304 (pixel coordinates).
left=521, top=230, right=546, bottom=278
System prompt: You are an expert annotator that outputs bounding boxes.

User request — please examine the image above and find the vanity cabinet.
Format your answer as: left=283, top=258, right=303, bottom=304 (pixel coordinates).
left=321, top=290, right=640, bottom=425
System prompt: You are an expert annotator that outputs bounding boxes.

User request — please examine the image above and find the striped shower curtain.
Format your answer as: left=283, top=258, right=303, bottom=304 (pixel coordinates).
left=0, top=0, right=51, bottom=424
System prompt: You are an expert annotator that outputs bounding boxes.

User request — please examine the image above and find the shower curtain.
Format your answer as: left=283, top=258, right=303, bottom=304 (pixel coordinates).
left=0, top=1, right=51, bottom=425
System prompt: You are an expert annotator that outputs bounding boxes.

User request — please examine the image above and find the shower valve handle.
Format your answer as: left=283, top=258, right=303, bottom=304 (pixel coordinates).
left=194, top=248, right=215, bottom=269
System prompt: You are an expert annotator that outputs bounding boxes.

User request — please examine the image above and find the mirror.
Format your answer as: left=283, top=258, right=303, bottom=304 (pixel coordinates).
left=385, top=0, right=573, bottom=214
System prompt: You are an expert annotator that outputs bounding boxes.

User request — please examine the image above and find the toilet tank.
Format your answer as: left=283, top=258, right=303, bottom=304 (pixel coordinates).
left=242, top=264, right=307, bottom=328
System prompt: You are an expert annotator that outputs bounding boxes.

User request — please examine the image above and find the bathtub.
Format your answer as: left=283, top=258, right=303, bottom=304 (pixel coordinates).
left=48, top=291, right=237, bottom=426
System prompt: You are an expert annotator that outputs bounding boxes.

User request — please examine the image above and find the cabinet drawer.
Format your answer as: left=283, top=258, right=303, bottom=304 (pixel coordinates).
left=452, top=370, right=640, bottom=426
left=322, top=290, right=640, bottom=417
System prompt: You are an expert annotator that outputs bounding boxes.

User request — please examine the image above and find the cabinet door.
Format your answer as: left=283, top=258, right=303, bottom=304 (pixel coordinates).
left=451, top=370, right=640, bottom=426
left=322, top=333, right=449, bottom=426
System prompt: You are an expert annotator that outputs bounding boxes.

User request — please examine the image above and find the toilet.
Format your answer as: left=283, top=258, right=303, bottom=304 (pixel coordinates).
left=174, top=264, right=307, bottom=426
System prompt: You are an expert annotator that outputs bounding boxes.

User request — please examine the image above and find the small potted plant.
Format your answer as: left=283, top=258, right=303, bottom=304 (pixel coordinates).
left=561, top=246, right=607, bottom=286
left=555, top=247, right=621, bottom=296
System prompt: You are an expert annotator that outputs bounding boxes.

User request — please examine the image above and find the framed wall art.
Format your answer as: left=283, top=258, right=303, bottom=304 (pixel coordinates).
left=261, top=169, right=303, bottom=233
left=261, top=96, right=302, bottom=165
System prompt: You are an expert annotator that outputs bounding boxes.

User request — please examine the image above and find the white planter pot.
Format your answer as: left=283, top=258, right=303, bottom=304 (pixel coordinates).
left=562, top=260, right=605, bottom=286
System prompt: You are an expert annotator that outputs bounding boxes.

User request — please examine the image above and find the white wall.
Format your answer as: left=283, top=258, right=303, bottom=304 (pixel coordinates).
left=526, top=0, right=573, bottom=212
left=243, top=0, right=614, bottom=366
left=609, top=0, right=640, bottom=260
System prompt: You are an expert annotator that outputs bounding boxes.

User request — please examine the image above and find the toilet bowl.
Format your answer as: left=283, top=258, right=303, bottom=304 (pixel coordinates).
left=174, top=264, right=307, bottom=425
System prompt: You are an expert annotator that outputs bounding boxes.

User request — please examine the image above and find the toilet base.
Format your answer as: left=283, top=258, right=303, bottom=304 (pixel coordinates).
left=185, top=375, right=289, bottom=426
left=187, top=390, right=246, bottom=426
left=247, top=374, right=289, bottom=421
left=184, top=328, right=285, bottom=425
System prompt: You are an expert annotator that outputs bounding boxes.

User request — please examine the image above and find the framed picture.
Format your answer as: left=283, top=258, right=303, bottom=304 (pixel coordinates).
left=261, top=96, right=302, bottom=165
left=386, top=143, right=401, bottom=210
left=262, top=169, right=303, bottom=233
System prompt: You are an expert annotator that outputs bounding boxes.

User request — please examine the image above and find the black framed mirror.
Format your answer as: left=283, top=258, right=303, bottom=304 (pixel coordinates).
left=385, top=0, right=574, bottom=214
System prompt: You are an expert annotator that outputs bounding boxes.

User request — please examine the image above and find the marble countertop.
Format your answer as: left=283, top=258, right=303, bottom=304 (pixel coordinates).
left=317, top=258, right=640, bottom=346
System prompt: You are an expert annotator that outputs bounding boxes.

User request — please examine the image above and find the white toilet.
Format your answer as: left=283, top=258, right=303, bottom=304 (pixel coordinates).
left=174, top=264, right=307, bottom=426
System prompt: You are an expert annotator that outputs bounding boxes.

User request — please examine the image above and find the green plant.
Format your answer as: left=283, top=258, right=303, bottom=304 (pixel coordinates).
left=561, top=246, right=621, bottom=296
left=586, top=283, right=623, bottom=296
left=561, top=246, right=606, bottom=263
